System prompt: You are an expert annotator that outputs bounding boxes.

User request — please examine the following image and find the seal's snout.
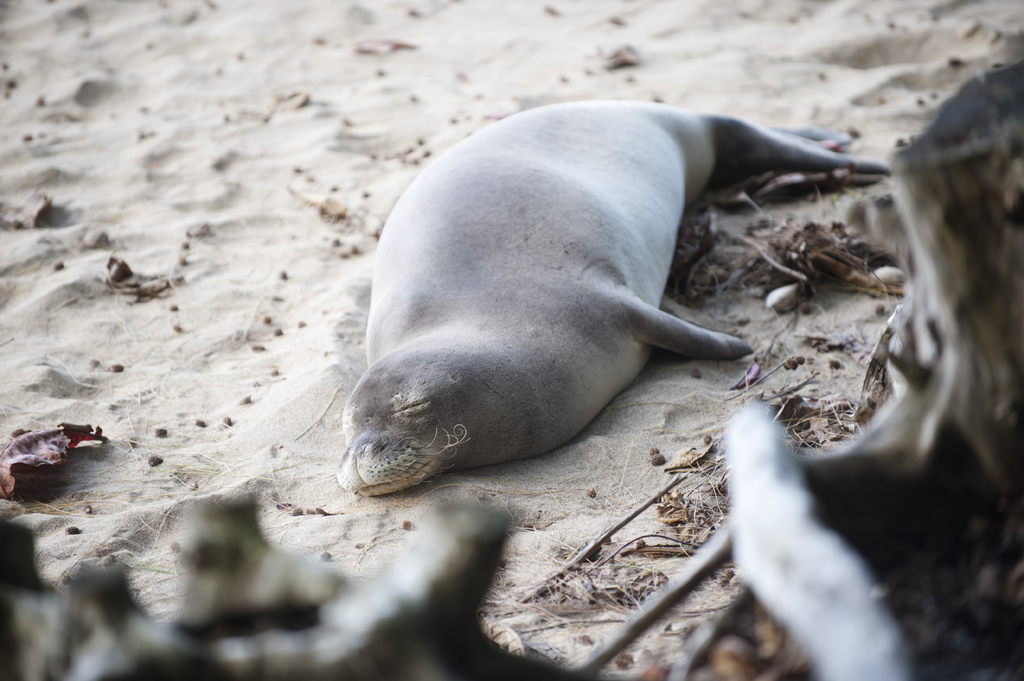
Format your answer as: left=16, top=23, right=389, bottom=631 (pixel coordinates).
left=336, top=441, right=367, bottom=494
left=337, top=429, right=447, bottom=497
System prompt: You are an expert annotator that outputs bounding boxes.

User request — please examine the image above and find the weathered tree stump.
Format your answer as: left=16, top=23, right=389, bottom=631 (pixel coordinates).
left=717, top=60, right=1024, bottom=681
left=806, top=60, right=1024, bottom=541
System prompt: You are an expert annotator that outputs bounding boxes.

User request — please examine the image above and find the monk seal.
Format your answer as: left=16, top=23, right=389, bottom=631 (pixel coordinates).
left=338, top=101, right=888, bottom=495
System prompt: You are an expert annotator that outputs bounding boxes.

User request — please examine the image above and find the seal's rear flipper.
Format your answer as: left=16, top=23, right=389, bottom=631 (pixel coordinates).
left=710, top=116, right=890, bottom=186
left=628, top=299, right=752, bottom=360
left=773, top=125, right=852, bottom=151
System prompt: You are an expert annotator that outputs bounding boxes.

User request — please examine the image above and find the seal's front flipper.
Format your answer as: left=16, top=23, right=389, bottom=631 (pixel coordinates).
left=628, top=299, right=752, bottom=360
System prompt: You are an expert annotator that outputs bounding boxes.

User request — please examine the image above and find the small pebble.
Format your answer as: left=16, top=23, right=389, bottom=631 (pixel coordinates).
left=829, top=359, right=843, bottom=370
left=320, top=551, right=332, bottom=561
left=587, top=488, right=597, bottom=498
left=106, top=364, right=124, bottom=372
left=784, top=357, right=799, bottom=370
left=178, top=255, right=187, bottom=266
left=331, top=238, right=342, bottom=247
left=169, top=304, right=179, bottom=312
left=90, top=359, right=101, bottom=368
left=279, top=271, right=288, bottom=280
left=172, top=324, right=183, bottom=333
left=704, top=434, right=713, bottom=445
left=66, top=526, right=82, bottom=535
left=53, top=260, right=64, bottom=271
left=251, top=344, right=266, bottom=352
left=11, top=428, right=27, bottom=438
left=580, top=635, right=593, bottom=645
left=83, top=229, right=110, bottom=248
left=649, top=447, right=665, bottom=466
left=273, top=328, right=283, bottom=336
left=154, top=427, right=168, bottom=438
left=262, top=315, right=272, bottom=325
left=36, top=95, right=45, bottom=107
left=298, top=321, right=307, bottom=328
left=306, top=508, right=316, bottom=515
left=796, top=356, right=806, bottom=365
left=691, top=367, right=701, bottom=379
left=875, top=304, right=887, bottom=316
left=402, top=520, right=413, bottom=531
left=315, top=507, right=327, bottom=515
left=147, top=455, right=163, bottom=467
left=181, top=241, right=190, bottom=250
left=195, top=419, right=207, bottom=428
left=240, top=395, right=252, bottom=405
left=223, top=416, right=233, bottom=426
left=83, top=504, right=93, bottom=514
left=270, top=369, right=280, bottom=377
left=615, top=652, right=633, bottom=669
left=291, top=508, right=304, bottom=516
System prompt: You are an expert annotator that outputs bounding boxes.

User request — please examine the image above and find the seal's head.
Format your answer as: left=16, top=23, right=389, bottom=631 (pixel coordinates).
left=338, top=342, right=477, bottom=496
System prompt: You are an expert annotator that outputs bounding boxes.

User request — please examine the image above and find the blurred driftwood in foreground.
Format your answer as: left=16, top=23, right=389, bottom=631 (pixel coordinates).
left=1, top=504, right=592, bottom=681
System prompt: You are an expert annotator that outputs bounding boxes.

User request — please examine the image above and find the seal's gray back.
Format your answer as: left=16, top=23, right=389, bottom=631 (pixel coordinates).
left=369, top=101, right=711, bottom=362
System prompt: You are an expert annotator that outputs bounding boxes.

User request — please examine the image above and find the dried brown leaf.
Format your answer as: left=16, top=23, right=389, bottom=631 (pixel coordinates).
left=665, top=444, right=715, bottom=472
left=0, top=429, right=69, bottom=498
left=0, top=423, right=107, bottom=498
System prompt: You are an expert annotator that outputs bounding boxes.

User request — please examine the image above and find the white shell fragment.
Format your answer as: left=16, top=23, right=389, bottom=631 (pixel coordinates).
left=765, top=283, right=801, bottom=312
left=872, top=266, right=905, bottom=286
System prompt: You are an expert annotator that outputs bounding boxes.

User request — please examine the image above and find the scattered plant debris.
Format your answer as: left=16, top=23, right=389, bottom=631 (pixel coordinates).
left=771, top=393, right=855, bottom=448
left=105, top=255, right=180, bottom=301
left=603, top=45, right=641, bottom=70
left=669, top=217, right=898, bottom=305
left=729, top=361, right=761, bottom=390
left=262, top=91, right=309, bottom=122
left=287, top=186, right=348, bottom=223
left=796, top=321, right=872, bottom=365
left=354, top=39, right=416, bottom=54
left=1, top=191, right=54, bottom=229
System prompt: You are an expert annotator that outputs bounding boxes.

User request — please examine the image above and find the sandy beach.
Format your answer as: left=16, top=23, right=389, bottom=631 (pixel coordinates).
left=2, top=0, right=1022, bottom=673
